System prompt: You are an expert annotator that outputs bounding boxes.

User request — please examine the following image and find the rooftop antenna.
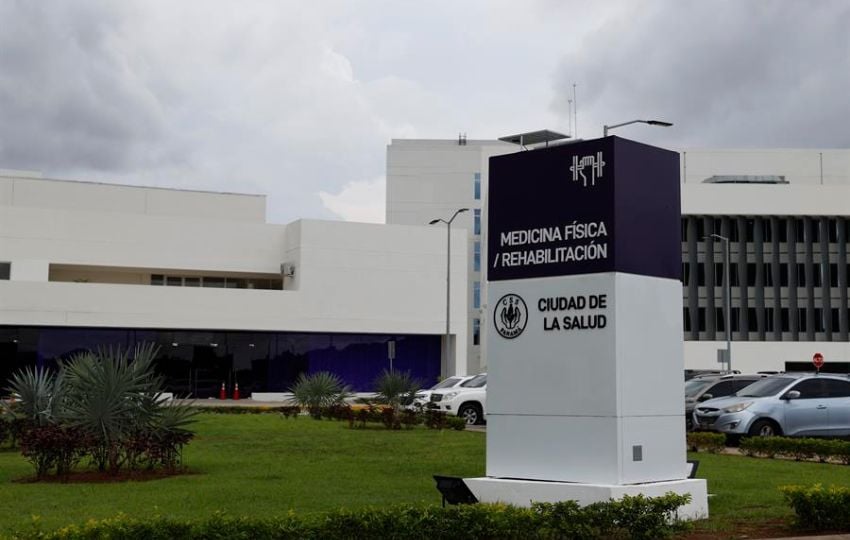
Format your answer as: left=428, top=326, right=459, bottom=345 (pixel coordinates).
left=572, top=83, right=578, bottom=139
left=567, top=99, right=573, bottom=137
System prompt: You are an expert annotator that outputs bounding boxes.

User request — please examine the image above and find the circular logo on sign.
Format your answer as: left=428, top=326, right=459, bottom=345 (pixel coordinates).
left=494, top=294, right=528, bottom=339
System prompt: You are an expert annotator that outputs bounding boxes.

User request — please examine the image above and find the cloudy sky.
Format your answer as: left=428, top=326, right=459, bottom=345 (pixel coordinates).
left=1, top=1, right=848, bottom=224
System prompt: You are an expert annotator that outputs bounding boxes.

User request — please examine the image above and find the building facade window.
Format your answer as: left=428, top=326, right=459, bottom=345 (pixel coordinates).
left=473, top=318, right=480, bottom=346
left=0, top=262, right=10, bottom=280
left=0, top=326, right=440, bottom=395
left=473, top=172, right=481, bottom=200
left=473, top=241, right=481, bottom=272
left=150, top=274, right=282, bottom=290
left=473, top=281, right=481, bottom=309
left=473, top=209, right=481, bottom=235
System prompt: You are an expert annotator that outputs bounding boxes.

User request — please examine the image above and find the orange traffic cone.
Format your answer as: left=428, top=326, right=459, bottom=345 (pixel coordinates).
left=219, top=382, right=227, bottom=400
left=233, top=382, right=240, bottom=401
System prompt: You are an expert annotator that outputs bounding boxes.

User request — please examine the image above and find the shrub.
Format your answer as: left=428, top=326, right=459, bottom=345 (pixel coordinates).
left=686, top=432, right=726, bottom=453
left=288, top=372, right=351, bottom=419
left=17, top=494, right=692, bottom=539
left=781, top=484, right=850, bottom=531
left=446, top=416, right=467, bottom=431
left=5, top=342, right=198, bottom=479
left=424, top=410, right=448, bottom=430
left=373, top=370, right=419, bottom=409
left=740, top=436, right=850, bottom=463
left=19, top=424, right=93, bottom=479
left=5, top=366, right=64, bottom=426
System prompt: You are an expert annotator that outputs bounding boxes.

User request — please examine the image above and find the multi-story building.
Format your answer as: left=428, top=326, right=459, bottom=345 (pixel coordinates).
left=0, top=172, right=468, bottom=396
left=386, top=139, right=850, bottom=374
left=387, top=138, right=515, bottom=375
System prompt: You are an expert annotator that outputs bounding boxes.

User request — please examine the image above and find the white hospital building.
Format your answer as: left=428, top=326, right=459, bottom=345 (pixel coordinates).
left=0, top=173, right=467, bottom=396
left=386, top=138, right=850, bottom=375
left=1, top=138, right=848, bottom=396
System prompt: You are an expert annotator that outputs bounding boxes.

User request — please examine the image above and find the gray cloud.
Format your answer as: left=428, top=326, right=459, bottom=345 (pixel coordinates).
left=1, top=1, right=847, bottom=225
left=552, top=1, right=850, bottom=148
left=0, top=1, right=168, bottom=171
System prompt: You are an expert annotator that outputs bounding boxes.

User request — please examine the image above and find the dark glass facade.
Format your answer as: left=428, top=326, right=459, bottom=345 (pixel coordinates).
left=0, top=326, right=441, bottom=398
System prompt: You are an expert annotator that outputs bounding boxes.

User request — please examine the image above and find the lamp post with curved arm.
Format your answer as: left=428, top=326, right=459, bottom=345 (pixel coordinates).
left=603, top=119, right=673, bottom=137
left=429, top=208, right=469, bottom=375
left=706, top=233, right=732, bottom=373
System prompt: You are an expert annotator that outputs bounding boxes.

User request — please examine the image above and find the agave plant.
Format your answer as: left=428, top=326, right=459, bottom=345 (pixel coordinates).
left=373, top=370, right=419, bottom=410
left=288, top=372, right=351, bottom=418
left=4, top=366, right=64, bottom=426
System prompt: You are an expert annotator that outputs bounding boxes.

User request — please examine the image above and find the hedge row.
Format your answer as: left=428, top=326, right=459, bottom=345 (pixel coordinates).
left=740, top=436, right=850, bottom=463
left=686, top=432, right=726, bottom=453
left=781, top=484, right=850, bottom=531
left=13, top=495, right=691, bottom=540
left=290, top=404, right=468, bottom=431
left=191, top=406, right=301, bottom=415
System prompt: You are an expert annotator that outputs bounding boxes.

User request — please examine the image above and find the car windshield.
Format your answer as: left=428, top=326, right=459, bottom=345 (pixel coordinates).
left=461, top=374, right=487, bottom=388
left=685, top=379, right=714, bottom=398
left=431, top=377, right=462, bottom=390
left=737, top=377, right=795, bottom=397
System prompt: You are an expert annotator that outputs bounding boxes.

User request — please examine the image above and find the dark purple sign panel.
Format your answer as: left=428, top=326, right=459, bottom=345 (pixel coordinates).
left=487, top=136, right=681, bottom=282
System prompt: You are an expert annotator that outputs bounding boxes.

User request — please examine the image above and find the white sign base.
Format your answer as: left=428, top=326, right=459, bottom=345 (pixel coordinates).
left=480, top=272, right=708, bottom=519
left=464, top=477, right=708, bottom=521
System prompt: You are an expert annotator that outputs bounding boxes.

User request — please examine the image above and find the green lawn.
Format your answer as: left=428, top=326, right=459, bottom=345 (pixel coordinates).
left=0, top=414, right=484, bottom=534
left=1, top=414, right=850, bottom=537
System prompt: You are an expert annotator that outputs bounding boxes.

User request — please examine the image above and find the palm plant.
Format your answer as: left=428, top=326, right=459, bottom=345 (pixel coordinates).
left=288, top=372, right=351, bottom=418
left=4, top=366, right=64, bottom=426
left=59, top=342, right=167, bottom=471
left=373, top=369, right=419, bottom=410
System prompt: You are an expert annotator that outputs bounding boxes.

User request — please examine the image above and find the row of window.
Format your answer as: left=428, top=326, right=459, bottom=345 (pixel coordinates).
left=684, top=306, right=847, bottom=334
left=683, top=216, right=850, bottom=244
left=683, top=262, right=850, bottom=288
left=150, top=274, right=283, bottom=290
left=473, top=173, right=482, bottom=273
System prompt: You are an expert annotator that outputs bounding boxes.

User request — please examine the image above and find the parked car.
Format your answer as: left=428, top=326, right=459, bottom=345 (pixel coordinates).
left=428, top=373, right=487, bottom=425
left=693, top=373, right=850, bottom=437
left=410, top=375, right=473, bottom=410
left=685, top=373, right=767, bottom=430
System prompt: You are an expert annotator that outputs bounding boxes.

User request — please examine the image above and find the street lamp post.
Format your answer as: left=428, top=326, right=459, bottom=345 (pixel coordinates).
left=430, top=208, right=469, bottom=376
left=708, top=233, right=732, bottom=373
left=603, top=119, right=673, bottom=137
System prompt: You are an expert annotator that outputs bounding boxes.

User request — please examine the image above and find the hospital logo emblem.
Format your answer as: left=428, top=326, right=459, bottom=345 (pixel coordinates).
left=570, top=151, right=606, bottom=187
left=494, top=294, right=528, bottom=339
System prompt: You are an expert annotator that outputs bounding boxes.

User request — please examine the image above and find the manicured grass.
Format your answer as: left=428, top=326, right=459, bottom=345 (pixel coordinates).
left=0, top=414, right=484, bottom=534
left=688, top=450, right=850, bottom=535
left=2, top=414, right=850, bottom=537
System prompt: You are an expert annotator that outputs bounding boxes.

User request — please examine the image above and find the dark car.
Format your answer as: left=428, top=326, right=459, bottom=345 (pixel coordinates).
left=685, top=373, right=767, bottom=430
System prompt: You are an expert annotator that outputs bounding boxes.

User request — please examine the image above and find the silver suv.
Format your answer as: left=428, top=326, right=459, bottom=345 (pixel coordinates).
left=685, top=374, right=767, bottom=430
left=693, top=373, right=850, bottom=437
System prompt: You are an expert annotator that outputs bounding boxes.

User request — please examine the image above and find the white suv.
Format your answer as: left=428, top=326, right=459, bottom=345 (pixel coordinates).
left=428, top=373, right=487, bottom=425
left=410, top=375, right=473, bottom=410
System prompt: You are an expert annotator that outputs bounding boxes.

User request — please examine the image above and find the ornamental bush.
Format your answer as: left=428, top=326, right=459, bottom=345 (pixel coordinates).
left=740, top=436, right=850, bottom=463
left=781, top=484, right=850, bottom=531
left=15, top=494, right=692, bottom=539
left=4, top=343, right=198, bottom=479
left=686, top=432, right=726, bottom=453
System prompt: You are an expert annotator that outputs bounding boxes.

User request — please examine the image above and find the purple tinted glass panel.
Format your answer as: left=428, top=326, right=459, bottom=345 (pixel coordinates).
left=0, top=326, right=440, bottom=397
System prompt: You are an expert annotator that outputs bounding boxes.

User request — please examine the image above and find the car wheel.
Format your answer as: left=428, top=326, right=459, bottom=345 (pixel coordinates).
left=458, top=403, right=483, bottom=425
left=748, top=419, right=780, bottom=437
